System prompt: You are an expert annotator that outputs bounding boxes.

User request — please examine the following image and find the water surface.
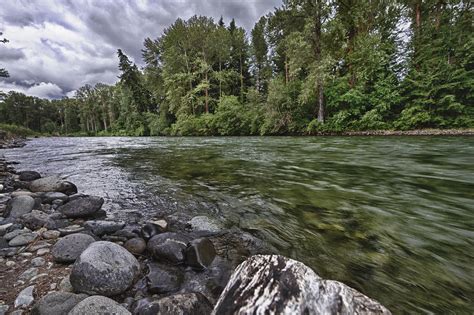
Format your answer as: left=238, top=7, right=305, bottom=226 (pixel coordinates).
left=4, top=136, right=474, bottom=313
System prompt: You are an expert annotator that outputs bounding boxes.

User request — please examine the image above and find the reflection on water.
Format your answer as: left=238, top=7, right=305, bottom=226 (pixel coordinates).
left=4, top=136, right=474, bottom=313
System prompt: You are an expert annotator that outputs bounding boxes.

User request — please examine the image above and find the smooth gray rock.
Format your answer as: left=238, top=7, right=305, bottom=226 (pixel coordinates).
left=31, top=291, right=88, bottom=315
left=9, top=232, right=37, bottom=246
left=70, top=241, right=140, bottom=296
left=0, top=223, right=13, bottom=236
left=29, top=176, right=77, bottom=195
left=14, top=285, right=35, bottom=308
left=40, top=192, right=68, bottom=204
left=4, top=195, right=35, bottom=218
left=124, top=237, right=146, bottom=255
left=31, top=257, right=46, bottom=267
left=19, top=267, right=39, bottom=282
left=42, top=230, right=60, bottom=239
left=138, top=293, right=213, bottom=315
left=4, top=228, right=32, bottom=241
left=84, top=220, right=125, bottom=236
left=52, top=233, right=96, bottom=263
left=21, top=210, right=56, bottom=230
left=212, top=255, right=391, bottom=315
left=147, top=232, right=191, bottom=263
left=18, top=171, right=41, bottom=182
left=59, top=276, right=73, bottom=292
left=57, top=196, right=104, bottom=218
left=146, top=262, right=183, bottom=294
left=185, top=237, right=216, bottom=270
left=68, top=295, right=131, bottom=315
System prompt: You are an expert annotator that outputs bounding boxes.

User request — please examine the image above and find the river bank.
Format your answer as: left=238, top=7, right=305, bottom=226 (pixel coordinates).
left=0, top=153, right=391, bottom=314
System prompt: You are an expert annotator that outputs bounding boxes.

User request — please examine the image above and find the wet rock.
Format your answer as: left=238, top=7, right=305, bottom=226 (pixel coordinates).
left=40, top=192, right=68, bottom=204
left=146, top=262, right=183, bottom=294
left=18, top=171, right=41, bottom=182
left=84, top=220, right=125, bottom=236
left=57, top=196, right=104, bottom=218
left=31, top=257, right=46, bottom=267
left=29, top=176, right=77, bottom=195
left=31, top=291, right=88, bottom=315
left=141, top=220, right=167, bottom=241
left=9, top=232, right=37, bottom=246
left=58, top=225, right=85, bottom=236
left=124, top=237, right=146, bottom=255
left=213, top=255, right=392, bottom=315
left=68, top=295, right=131, bottom=315
left=14, top=285, right=35, bottom=308
left=147, top=232, right=191, bottom=263
left=4, top=228, right=32, bottom=241
left=70, top=241, right=140, bottom=296
left=185, top=238, right=216, bottom=270
left=51, top=233, right=96, bottom=263
left=4, top=195, right=35, bottom=218
left=42, top=230, right=60, bottom=239
left=21, top=210, right=56, bottom=230
left=188, top=216, right=222, bottom=232
left=138, top=293, right=213, bottom=315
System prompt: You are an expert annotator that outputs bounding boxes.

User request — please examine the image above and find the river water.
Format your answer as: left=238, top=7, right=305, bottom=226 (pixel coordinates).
left=3, top=136, right=473, bottom=313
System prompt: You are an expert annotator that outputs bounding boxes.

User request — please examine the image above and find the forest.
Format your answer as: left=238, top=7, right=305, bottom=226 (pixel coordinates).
left=0, top=0, right=473, bottom=136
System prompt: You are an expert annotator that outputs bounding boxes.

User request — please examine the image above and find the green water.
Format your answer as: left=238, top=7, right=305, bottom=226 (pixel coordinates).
left=7, top=136, right=474, bottom=313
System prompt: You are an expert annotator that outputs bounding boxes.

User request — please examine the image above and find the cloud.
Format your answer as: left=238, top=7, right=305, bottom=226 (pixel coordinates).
left=0, top=0, right=281, bottom=99
left=0, top=81, right=64, bottom=99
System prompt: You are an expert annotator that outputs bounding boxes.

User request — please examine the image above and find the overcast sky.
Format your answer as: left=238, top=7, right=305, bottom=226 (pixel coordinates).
left=0, top=0, right=280, bottom=99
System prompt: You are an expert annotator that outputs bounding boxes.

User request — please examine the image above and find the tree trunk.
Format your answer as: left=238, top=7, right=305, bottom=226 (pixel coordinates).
left=205, top=70, right=209, bottom=113
left=317, top=80, right=324, bottom=123
left=285, top=55, right=289, bottom=84
left=240, top=53, right=244, bottom=103
left=314, top=0, right=325, bottom=123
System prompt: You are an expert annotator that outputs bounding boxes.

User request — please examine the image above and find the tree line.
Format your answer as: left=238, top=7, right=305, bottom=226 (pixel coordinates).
left=1, top=0, right=472, bottom=136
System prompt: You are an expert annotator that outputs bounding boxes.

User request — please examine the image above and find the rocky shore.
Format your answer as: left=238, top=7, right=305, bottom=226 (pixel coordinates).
left=0, top=152, right=391, bottom=314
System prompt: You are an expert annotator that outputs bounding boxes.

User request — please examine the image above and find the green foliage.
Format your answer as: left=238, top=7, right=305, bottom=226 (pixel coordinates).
left=0, top=123, right=37, bottom=137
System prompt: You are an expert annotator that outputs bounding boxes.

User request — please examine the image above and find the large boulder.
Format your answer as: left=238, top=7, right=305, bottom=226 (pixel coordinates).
left=212, top=255, right=391, bottom=315
left=31, top=292, right=88, bottom=315
left=137, top=293, right=213, bottom=315
left=4, top=195, right=35, bottom=218
left=29, top=176, right=77, bottom=195
left=68, top=295, right=131, bottom=315
left=70, top=241, right=140, bottom=296
left=57, top=196, right=104, bottom=218
left=52, top=233, right=96, bottom=263
left=147, top=232, right=191, bottom=263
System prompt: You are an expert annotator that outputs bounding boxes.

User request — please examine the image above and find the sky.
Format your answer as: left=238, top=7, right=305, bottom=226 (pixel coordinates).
left=0, top=0, right=281, bottom=99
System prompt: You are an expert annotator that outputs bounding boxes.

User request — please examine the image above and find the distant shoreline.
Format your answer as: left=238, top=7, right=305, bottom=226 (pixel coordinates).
left=309, top=129, right=474, bottom=137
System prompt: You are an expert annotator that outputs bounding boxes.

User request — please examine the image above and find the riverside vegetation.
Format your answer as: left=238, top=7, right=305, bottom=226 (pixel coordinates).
left=0, top=1, right=473, bottom=136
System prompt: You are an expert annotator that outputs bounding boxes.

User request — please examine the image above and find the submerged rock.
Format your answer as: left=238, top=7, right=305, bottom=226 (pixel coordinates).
left=70, top=241, right=140, bottom=296
left=212, top=255, right=391, bottom=315
left=57, top=196, right=104, bottom=218
left=147, top=232, right=191, bottom=263
left=51, top=233, right=96, bottom=263
left=29, top=176, right=77, bottom=195
left=4, top=195, right=35, bottom=218
left=185, top=237, right=216, bottom=270
left=68, top=295, right=131, bottom=315
left=31, top=292, right=88, bottom=315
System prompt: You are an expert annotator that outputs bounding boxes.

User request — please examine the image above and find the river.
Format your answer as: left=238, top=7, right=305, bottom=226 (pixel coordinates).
left=3, top=136, right=473, bottom=313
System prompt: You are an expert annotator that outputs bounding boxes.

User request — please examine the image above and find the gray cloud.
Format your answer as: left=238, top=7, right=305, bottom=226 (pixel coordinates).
left=0, top=0, right=281, bottom=99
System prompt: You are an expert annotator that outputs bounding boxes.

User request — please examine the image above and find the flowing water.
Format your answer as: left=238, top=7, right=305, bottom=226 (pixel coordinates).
left=3, top=136, right=474, bottom=313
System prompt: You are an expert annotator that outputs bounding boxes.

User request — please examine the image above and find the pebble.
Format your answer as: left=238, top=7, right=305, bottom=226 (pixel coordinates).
left=8, top=232, right=38, bottom=247
left=6, top=260, right=15, bottom=267
left=19, top=267, right=38, bottom=282
left=58, top=225, right=85, bottom=236
left=14, top=285, right=35, bottom=308
left=59, top=276, right=73, bottom=292
left=4, top=228, right=32, bottom=241
left=30, top=273, right=49, bottom=282
left=37, top=248, right=50, bottom=256
left=42, top=230, right=60, bottom=239
left=28, top=242, right=51, bottom=252
left=19, top=252, right=33, bottom=257
left=31, top=257, right=46, bottom=267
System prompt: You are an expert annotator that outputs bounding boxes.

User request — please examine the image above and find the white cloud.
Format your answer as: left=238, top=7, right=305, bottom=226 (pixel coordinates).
left=0, top=81, right=64, bottom=98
